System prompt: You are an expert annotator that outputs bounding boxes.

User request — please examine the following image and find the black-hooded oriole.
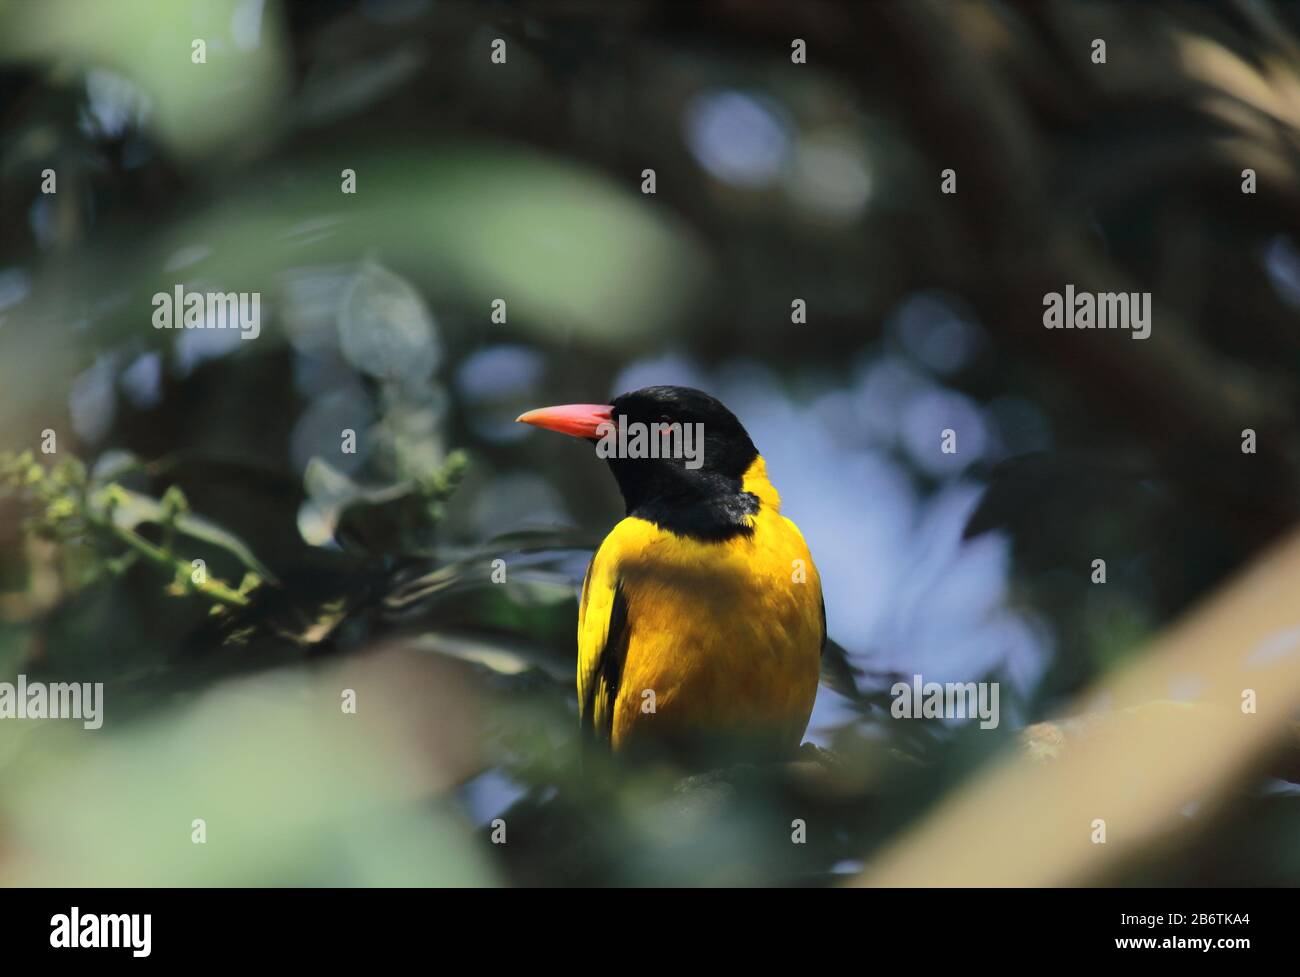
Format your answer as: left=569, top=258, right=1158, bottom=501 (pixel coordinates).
left=518, top=386, right=824, bottom=759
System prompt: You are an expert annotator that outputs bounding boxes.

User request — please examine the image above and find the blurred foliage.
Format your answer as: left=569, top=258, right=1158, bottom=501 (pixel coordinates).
left=1, top=0, right=1300, bottom=887
left=0, top=449, right=267, bottom=608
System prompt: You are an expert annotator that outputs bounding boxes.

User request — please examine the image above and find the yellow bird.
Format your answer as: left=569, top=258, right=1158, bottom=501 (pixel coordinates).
left=518, top=386, right=824, bottom=761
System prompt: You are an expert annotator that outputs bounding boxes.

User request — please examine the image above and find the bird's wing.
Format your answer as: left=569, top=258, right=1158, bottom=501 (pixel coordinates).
left=577, top=541, right=631, bottom=742
left=819, top=592, right=828, bottom=654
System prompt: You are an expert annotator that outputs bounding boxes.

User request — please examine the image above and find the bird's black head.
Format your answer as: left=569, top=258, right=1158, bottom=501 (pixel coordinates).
left=517, top=385, right=761, bottom=540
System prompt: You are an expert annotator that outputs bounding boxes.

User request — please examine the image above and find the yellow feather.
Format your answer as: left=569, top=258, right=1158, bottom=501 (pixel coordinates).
left=577, top=456, right=823, bottom=754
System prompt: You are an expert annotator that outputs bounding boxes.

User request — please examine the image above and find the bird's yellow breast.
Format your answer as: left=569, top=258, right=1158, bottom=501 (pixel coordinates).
left=577, top=457, right=823, bottom=755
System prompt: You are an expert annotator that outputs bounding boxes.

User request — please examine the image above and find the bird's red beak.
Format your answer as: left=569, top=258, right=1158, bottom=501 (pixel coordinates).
left=516, top=403, right=614, bottom=439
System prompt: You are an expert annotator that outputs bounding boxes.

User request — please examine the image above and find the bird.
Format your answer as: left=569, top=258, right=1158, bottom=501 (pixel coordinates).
left=517, top=385, right=825, bottom=762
